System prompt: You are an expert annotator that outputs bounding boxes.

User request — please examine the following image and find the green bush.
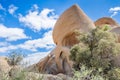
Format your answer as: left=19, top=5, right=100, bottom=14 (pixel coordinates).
left=72, top=65, right=105, bottom=80
left=70, top=28, right=120, bottom=80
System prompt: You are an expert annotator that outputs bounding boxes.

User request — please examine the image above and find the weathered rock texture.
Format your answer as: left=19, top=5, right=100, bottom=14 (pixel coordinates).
left=110, top=27, right=120, bottom=42
left=35, top=4, right=95, bottom=75
left=94, top=17, right=119, bottom=27
left=95, top=17, right=120, bottom=42
left=53, top=4, right=95, bottom=45
left=16, top=72, right=71, bottom=80
left=0, top=57, right=11, bottom=73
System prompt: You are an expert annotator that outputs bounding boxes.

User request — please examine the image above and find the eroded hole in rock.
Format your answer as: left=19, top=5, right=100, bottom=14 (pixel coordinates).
left=62, top=32, right=79, bottom=48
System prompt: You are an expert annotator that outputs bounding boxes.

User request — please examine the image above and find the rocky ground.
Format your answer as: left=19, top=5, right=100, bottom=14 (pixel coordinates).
left=0, top=57, right=72, bottom=80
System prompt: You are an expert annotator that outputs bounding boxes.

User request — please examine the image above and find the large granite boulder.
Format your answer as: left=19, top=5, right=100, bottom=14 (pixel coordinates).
left=35, top=4, right=95, bottom=75
left=95, top=17, right=120, bottom=42
left=94, top=17, right=119, bottom=27
left=0, top=57, right=11, bottom=73
left=110, top=27, right=120, bottom=42
left=27, top=5, right=120, bottom=76
left=53, top=4, right=95, bottom=45
left=0, top=57, right=11, bottom=80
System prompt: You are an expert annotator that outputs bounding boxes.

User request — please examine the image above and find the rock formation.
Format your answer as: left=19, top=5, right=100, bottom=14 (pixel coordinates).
left=0, top=57, right=11, bottom=73
left=95, top=17, right=120, bottom=42
left=94, top=17, right=119, bottom=27
left=110, top=27, right=120, bottom=42
left=27, top=5, right=120, bottom=76
left=53, top=4, right=95, bottom=46
left=35, top=4, right=95, bottom=75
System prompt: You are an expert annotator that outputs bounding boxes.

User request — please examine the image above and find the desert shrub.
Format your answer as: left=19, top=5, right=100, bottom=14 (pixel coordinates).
left=9, top=70, right=44, bottom=80
left=0, top=72, right=9, bottom=80
left=98, top=24, right=111, bottom=31
left=7, top=51, right=24, bottom=66
left=72, top=65, right=105, bottom=80
left=70, top=28, right=120, bottom=80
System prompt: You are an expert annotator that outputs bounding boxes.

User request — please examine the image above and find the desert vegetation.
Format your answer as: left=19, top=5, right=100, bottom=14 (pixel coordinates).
left=1, top=26, right=120, bottom=80
left=70, top=27, right=120, bottom=80
left=7, top=51, right=24, bottom=66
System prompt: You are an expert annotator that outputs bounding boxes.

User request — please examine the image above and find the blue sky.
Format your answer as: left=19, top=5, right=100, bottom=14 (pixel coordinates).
left=0, top=0, right=120, bottom=64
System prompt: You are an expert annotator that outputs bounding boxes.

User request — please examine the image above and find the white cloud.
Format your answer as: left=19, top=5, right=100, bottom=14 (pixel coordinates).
left=0, top=6, right=56, bottom=63
left=0, top=47, right=8, bottom=53
left=8, top=4, right=18, bottom=15
left=21, top=52, right=50, bottom=66
left=0, top=30, right=54, bottom=53
left=0, top=30, right=54, bottom=65
left=109, top=7, right=120, bottom=17
left=0, top=42, right=9, bottom=47
left=32, top=4, right=39, bottom=10
left=109, top=7, right=120, bottom=12
left=0, top=24, right=28, bottom=41
left=19, top=6, right=58, bottom=32
left=0, top=45, right=17, bottom=53
left=0, top=4, right=5, bottom=11
left=0, top=15, right=5, bottom=21
left=18, top=30, right=55, bottom=51
left=110, top=11, right=118, bottom=18
left=0, top=43, right=50, bottom=65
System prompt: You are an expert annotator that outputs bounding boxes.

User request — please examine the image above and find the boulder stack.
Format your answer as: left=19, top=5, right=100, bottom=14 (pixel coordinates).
left=36, top=4, right=95, bottom=75
left=28, top=5, right=120, bottom=76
